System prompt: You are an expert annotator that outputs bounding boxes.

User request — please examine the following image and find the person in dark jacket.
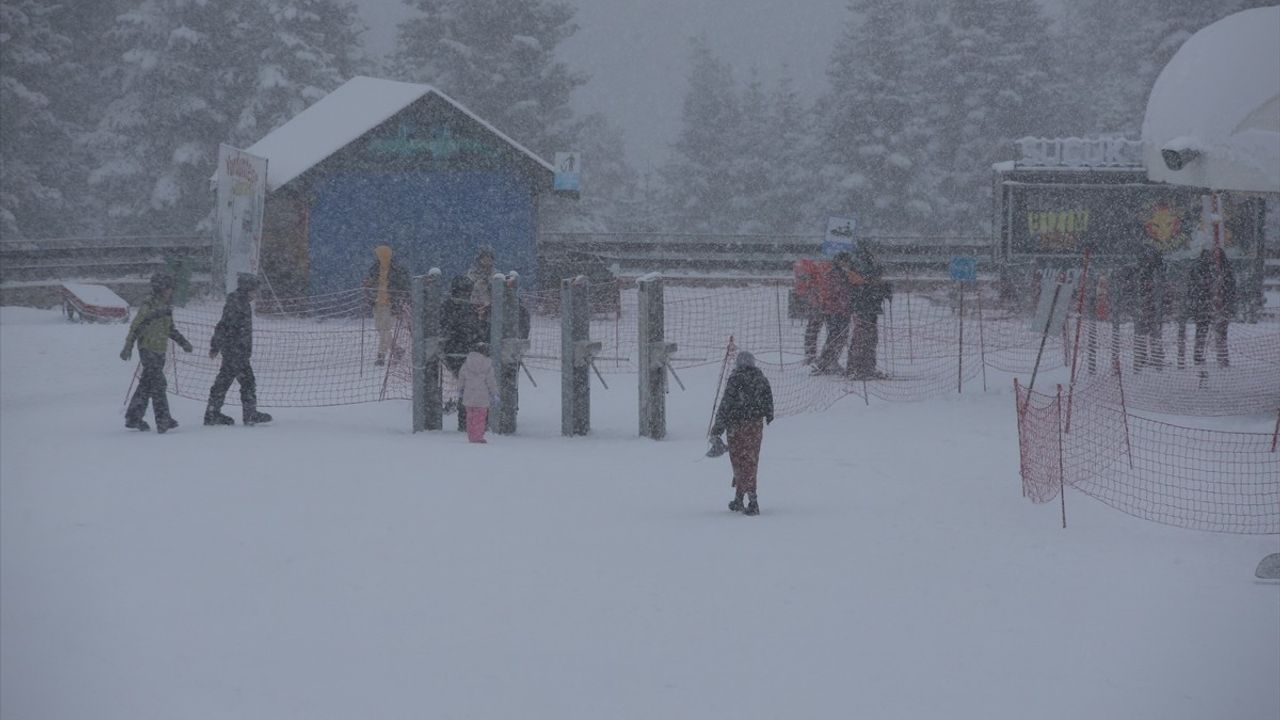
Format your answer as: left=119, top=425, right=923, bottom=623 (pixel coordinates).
left=845, top=244, right=891, bottom=379
left=120, top=272, right=193, bottom=433
left=711, top=351, right=774, bottom=516
left=204, top=273, right=271, bottom=426
left=1182, top=246, right=1237, bottom=368
left=1129, top=245, right=1167, bottom=371
left=442, top=275, right=488, bottom=430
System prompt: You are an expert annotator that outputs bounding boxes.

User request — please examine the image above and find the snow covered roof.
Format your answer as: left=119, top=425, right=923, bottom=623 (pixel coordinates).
left=1142, top=6, right=1280, bottom=193
left=243, top=76, right=556, bottom=191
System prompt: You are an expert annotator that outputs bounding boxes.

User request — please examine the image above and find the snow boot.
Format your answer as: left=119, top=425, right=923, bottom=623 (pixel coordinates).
left=744, top=495, right=760, bottom=516
left=728, top=494, right=745, bottom=512
left=125, top=418, right=151, bottom=432
left=155, top=417, right=178, bottom=434
left=204, top=410, right=235, bottom=426
left=243, top=411, right=272, bottom=426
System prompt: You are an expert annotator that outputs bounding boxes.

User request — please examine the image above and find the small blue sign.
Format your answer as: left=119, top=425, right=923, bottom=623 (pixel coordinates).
left=822, top=216, right=857, bottom=257
left=949, top=257, right=978, bottom=282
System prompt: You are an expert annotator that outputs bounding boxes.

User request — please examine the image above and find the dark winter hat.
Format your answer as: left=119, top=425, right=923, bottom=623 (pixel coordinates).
left=473, top=341, right=490, bottom=355
left=476, top=245, right=495, bottom=260
left=150, top=272, right=175, bottom=293
left=237, top=273, right=260, bottom=291
left=736, top=350, right=756, bottom=369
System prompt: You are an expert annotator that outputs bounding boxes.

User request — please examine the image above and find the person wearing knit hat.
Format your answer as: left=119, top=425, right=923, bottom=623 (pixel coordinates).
left=120, top=272, right=194, bottom=433
left=710, top=350, right=774, bottom=516
left=204, top=273, right=271, bottom=426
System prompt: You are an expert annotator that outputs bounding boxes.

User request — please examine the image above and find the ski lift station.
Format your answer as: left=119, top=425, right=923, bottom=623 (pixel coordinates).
left=240, top=76, right=561, bottom=297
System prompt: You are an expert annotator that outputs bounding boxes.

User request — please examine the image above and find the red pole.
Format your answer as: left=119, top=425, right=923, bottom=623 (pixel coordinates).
left=1065, top=249, right=1092, bottom=434
left=1057, top=384, right=1067, bottom=529
left=957, top=282, right=964, bottom=394
left=1014, top=378, right=1027, bottom=498
left=1114, top=357, right=1134, bottom=469
left=977, top=285, right=988, bottom=392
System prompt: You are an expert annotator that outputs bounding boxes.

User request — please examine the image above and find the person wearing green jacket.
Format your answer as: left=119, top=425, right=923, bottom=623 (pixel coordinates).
left=120, top=272, right=192, bottom=432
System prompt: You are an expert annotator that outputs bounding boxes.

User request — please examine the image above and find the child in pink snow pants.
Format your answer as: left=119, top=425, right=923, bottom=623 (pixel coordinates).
left=458, top=344, right=499, bottom=443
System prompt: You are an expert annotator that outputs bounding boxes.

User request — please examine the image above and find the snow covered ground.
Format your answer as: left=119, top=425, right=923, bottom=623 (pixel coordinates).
left=2, top=306, right=1277, bottom=719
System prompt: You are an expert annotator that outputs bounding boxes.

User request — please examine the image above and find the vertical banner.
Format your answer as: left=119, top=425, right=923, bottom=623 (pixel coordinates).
left=554, top=151, right=581, bottom=192
left=823, top=216, right=856, bottom=256
left=215, top=144, right=268, bottom=295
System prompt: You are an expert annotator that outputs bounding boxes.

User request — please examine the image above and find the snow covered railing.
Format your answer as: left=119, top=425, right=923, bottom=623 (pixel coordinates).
left=539, top=232, right=992, bottom=287
left=0, top=234, right=213, bottom=307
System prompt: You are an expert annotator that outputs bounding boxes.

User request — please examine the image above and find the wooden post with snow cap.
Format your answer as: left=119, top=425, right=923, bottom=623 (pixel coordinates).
left=412, top=269, right=444, bottom=432
left=490, top=271, right=527, bottom=435
left=561, top=275, right=599, bottom=436
left=638, top=274, right=674, bottom=439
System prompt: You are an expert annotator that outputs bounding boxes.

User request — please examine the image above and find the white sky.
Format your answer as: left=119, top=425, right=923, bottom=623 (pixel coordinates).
left=356, top=1, right=1063, bottom=167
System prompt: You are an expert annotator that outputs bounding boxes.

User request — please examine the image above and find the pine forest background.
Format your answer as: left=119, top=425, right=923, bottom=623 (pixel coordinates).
left=0, top=0, right=1270, bottom=242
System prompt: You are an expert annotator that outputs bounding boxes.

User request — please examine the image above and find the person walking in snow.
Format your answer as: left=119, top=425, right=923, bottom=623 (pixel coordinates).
left=363, top=244, right=411, bottom=366
left=458, top=342, right=500, bottom=443
left=711, top=351, right=774, bottom=516
left=120, top=272, right=193, bottom=433
left=204, top=273, right=271, bottom=426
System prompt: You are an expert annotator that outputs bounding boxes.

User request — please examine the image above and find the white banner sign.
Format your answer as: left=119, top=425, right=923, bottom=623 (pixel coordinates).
left=215, top=144, right=268, bottom=295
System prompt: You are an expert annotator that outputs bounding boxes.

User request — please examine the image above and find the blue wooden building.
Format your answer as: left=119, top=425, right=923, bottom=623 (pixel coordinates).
left=244, top=76, right=558, bottom=297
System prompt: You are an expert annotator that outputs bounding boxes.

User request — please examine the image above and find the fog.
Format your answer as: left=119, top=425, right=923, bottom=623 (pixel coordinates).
left=356, top=1, right=1063, bottom=167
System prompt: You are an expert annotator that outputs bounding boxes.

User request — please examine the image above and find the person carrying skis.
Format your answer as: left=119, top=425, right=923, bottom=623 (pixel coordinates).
left=204, top=273, right=272, bottom=426
left=120, top=272, right=193, bottom=433
left=363, top=244, right=410, bottom=366
left=711, top=350, right=774, bottom=516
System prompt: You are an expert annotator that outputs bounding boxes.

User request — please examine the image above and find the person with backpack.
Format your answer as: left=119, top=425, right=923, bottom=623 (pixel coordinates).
left=442, top=275, right=488, bottom=430
left=204, top=273, right=272, bottom=426
left=711, top=351, right=774, bottom=516
left=120, top=272, right=193, bottom=433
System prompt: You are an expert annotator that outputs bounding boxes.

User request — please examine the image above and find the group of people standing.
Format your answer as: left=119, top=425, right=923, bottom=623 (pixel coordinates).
left=798, top=245, right=893, bottom=380
left=362, top=244, right=503, bottom=443
left=1089, top=245, right=1239, bottom=372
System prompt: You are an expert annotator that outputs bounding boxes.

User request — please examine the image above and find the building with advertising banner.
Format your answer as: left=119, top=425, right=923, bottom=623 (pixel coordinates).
left=992, top=136, right=1267, bottom=317
left=241, top=76, right=561, bottom=297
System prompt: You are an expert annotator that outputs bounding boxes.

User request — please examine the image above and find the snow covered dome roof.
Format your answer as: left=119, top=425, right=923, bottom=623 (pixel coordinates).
left=1142, top=6, right=1280, bottom=193
left=244, top=76, right=555, bottom=191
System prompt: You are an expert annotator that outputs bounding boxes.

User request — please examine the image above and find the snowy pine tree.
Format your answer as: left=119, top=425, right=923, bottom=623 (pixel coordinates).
left=0, top=1, right=86, bottom=238
left=816, top=0, right=937, bottom=235
left=392, top=0, right=586, bottom=158
left=228, top=0, right=365, bottom=147
left=84, top=0, right=365, bottom=235
left=660, top=36, right=741, bottom=234
left=930, top=0, right=1055, bottom=234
